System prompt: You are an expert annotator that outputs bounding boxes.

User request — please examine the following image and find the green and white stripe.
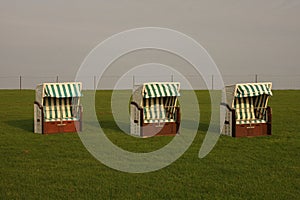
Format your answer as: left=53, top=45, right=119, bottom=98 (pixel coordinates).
left=44, top=82, right=82, bottom=98
left=234, top=97, right=255, bottom=121
left=143, top=82, right=180, bottom=98
left=254, top=95, right=268, bottom=120
left=143, top=98, right=166, bottom=122
left=43, top=97, right=80, bottom=121
left=236, top=82, right=272, bottom=98
left=165, top=97, right=177, bottom=119
left=237, top=119, right=267, bottom=125
left=143, top=97, right=177, bottom=123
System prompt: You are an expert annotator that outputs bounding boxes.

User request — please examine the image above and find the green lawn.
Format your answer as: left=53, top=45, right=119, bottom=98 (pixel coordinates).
left=0, top=90, right=299, bottom=199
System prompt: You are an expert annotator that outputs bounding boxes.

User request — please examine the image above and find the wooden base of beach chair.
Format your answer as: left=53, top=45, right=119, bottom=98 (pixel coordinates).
left=43, top=120, right=82, bottom=134
left=234, top=123, right=271, bottom=137
left=141, top=122, right=179, bottom=137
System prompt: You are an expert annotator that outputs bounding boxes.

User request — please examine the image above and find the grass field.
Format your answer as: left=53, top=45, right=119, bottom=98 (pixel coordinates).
left=0, top=90, right=299, bottom=199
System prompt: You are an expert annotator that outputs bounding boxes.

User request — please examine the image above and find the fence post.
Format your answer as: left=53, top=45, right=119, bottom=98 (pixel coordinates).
left=19, top=75, right=22, bottom=90
left=132, top=75, right=135, bottom=88
left=94, top=75, right=96, bottom=90
left=56, top=75, right=59, bottom=83
left=211, top=74, right=214, bottom=90
left=171, top=74, right=174, bottom=82
left=255, top=74, right=258, bottom=83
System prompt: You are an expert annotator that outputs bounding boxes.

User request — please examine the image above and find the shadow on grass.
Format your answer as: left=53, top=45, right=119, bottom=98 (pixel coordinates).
left=82, top=117, right=210, bottom=136
left=180, top=119, right=209, bottom=133
left=198, top=122, right=209, bottom=133
left=82, top=119, right=128, bottom=134
left=100, top=118, right=210, bottom=135
left=99, top=120, right=129, bottom=134
left=5, top=118, right=34, bottom=132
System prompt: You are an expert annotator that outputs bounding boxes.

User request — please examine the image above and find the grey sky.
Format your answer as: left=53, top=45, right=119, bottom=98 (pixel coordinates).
left=0, top=0, right=299, bottom=89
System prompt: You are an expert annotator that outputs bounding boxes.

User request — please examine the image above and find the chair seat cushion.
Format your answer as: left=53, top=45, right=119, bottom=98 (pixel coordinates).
left=44, top=117, right=79, bottom=122
left=236, top=119, right=267, bottom=124
left=144, top=119, right=175, bottom=123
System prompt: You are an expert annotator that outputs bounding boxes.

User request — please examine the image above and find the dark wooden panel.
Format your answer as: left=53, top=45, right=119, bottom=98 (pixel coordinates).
left=235, top=123, right=269, bottom=137
left=142, top=122, right=178, bottom=137
left=43, top=121, right=81, bottom=134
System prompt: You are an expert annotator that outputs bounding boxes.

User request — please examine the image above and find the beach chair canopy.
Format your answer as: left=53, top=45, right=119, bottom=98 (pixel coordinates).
left=35, top=82, right=82, bottom=122
left=132, top=82, right=180, bottom=123
left=43, top=83, right=82, bottom=98
left=235, top=83, right=272, bottom=98
left=225, top=82, right=272, bottom=124
left=143, top=82, right=180, bottom=98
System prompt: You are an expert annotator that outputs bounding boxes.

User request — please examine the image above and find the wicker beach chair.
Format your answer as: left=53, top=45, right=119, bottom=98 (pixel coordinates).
left=130, top=82, right=181, bottom=137
left=221, top=82, right=272, bottom=137
left=34, top=82, right=82, bottom=134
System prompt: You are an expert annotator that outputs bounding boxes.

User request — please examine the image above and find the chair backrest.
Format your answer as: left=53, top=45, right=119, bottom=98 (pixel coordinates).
left=234, top=97, right=256, bottom=123
left=164, top=96, right=177, bottom=119
left=234, top=94, right=269, bottom=124
left=143, top=97, right=177, bottom=123
left=254, top=94, right=269, bottom=120
left=43, top=97, right=79, bottom=121
left=143, top=97, right=166, bottom=122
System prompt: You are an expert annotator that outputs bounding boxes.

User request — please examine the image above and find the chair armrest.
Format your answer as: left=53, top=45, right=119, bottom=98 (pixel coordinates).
left=34, top=101, right=43, bottom=109
left=220, top=102, right=234, bottom=111
left=130, top=102, right=143, bottom=111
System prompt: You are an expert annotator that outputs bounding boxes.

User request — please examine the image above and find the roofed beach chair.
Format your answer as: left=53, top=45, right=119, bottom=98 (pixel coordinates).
left=130, top=82, right=181, bottom=137
left=221, top=82, right=272, bottom=137
left=34, top=82, right=82, bottom=134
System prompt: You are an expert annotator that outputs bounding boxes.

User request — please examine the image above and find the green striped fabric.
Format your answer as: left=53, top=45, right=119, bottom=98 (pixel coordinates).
left=236, top=83, right=272, bottom=98
left=43, top=97, right=80, bottom=121
left=253, top=94, right=268, bottom=120
left=44, top=82, right=82, bottom=98
left=235, top=97, right=256, bottom=121
left=143, top=82, right=180, bottom=98
left=164, top=97, right=177, bottom=119
left=143, top=97, right=177, bottom=123
left=234, top=96, right=270, bottom=124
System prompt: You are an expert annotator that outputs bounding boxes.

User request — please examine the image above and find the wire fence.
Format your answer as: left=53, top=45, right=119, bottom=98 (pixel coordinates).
left=0, top=74, right=299, bottom=90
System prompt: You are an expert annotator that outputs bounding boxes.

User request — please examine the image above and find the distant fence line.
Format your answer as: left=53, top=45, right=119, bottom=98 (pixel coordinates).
left=0, top=74, right=299, bottom=90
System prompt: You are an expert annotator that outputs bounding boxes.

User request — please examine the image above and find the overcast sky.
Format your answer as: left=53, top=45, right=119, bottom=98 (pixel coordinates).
left=0, top=0, right=299, bottom=89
